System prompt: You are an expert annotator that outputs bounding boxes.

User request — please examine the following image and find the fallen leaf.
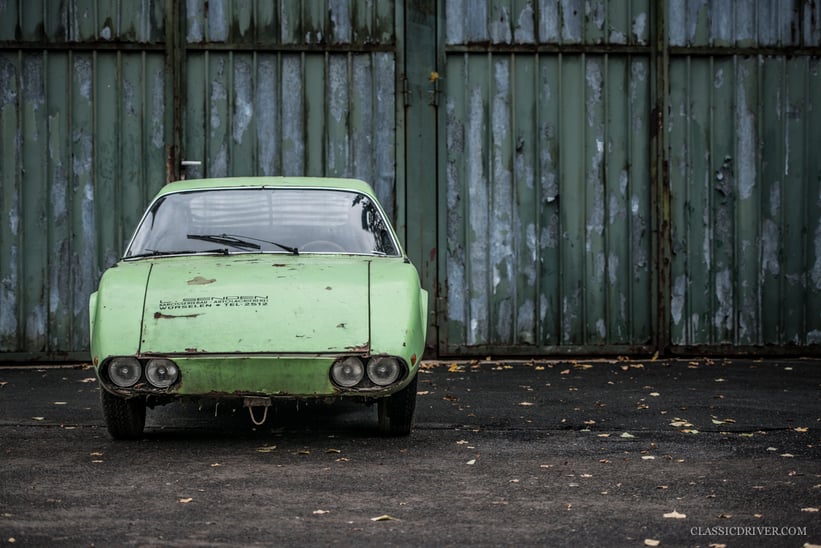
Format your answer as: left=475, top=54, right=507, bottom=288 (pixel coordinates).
left=644, top=540, right=660, bottom=547
left=718, top=513, right=732, bottom=519
left=518, top=402, right=535, bottom=407
left=416, top=390, right=431, bottom=396
left=371, top=515, right=398, bottom=521
left=794, top=427, right=808, bottom=433
left=466, top=459, right=476, bottom=465
left=179, top=498, right=193, bottom=504
left=641, top=456, right=656, bottom=460
left=801, top=507, right=819, bottom=513
left=210, top=463, right=222, bottom=467
left=447, top=363, right=463, bottom=373
left=663, top=510, right=687, bottom=519
left=560, top=369, right=570, bottom=375
left=256, top=445, right=276, bottom=453
left=32, top=417, right=45, bottom=421
left=780, top=453, right=795, bottom=458
left=313, top=509, right=330, bottom=515
left=620, top=432, right=635, bottom=438
left=52, top=402, right=67, bottom=405
left=573, top=363, right=593, bottom=370
left=79, top=377, right=97, bottom=383
left=325, top=448, right=341, bottom=454
left=649, top=392, right=660, bottom=397
left=0, top=381, right=8, bottom=387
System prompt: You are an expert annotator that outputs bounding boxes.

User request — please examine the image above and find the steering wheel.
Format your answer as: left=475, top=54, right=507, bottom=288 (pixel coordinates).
left=300, top=240, right=346, bottom=253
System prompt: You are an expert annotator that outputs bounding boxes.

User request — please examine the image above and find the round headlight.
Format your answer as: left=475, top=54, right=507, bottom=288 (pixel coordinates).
left=145, top=359, right=179, bottom=388
left=367, top=356, right=402, bottom=386
left=108, top=357, right=141, bottom=387
left=331, top=357, right=365, bottom=388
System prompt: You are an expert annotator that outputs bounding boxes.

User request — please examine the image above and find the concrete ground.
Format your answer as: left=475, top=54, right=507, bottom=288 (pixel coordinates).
left=0, top=357, right=819, bottom=547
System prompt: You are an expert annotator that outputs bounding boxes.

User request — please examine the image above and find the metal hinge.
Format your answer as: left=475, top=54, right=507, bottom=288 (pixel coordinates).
left=402, top=74, right=411, bottom=107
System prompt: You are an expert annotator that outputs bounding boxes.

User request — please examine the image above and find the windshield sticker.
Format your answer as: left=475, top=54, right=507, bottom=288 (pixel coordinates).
left=158, top=296, right=269, bottom=311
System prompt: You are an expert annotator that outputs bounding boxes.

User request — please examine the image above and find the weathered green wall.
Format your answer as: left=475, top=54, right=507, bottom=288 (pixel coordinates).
left=0, top=0, right=819, bottom=359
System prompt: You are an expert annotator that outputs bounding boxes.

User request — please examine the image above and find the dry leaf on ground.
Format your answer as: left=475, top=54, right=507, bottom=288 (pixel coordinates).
left=663, top=510, right=686, bottom=519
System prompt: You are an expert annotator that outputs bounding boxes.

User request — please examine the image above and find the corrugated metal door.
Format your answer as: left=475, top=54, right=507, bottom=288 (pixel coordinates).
left=0, top=1, right=169, bottom=359
left=0, top=0, right=402, bottom=360
left=177, top=1, right=398, bottom=212
left=666, top=1, right=821, bottom=349
left=440, top=1, right=655, bottom=355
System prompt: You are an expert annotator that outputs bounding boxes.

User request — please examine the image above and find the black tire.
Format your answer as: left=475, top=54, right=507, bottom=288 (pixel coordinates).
left=100, top=389, right=146, bottom=440
left=377, top=374, right=418, bottom=436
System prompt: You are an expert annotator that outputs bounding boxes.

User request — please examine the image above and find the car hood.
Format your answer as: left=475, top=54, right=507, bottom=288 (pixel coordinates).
left=139, top=255, right=370, bottom=354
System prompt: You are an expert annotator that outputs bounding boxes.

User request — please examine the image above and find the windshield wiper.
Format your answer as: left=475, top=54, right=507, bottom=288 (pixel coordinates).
left=187, top=234, right=261, bottom=250
left=191, top=233, right=299, bottom=255
left=125, top=249, right=229, bottom=260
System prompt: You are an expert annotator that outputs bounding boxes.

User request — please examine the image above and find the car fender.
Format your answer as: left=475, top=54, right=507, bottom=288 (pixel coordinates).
left=368, top=259, right=428, bottom=371
left=89, top=260, right=153, bottom=364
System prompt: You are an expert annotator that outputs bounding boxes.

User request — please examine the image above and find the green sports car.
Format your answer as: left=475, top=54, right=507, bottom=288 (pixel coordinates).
left=89, top=177, right=428, bottom=439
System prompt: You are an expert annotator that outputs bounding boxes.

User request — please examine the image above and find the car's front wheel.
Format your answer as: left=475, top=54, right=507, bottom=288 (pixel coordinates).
left=377, top=375, right=417, bottom=436
left=100, top=389, right=146, bottom=440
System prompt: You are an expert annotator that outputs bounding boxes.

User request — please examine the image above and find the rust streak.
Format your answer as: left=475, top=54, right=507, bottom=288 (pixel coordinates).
left=154, top=311, right=201, bottom=319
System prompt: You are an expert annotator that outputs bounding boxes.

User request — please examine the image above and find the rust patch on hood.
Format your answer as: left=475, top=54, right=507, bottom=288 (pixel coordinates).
left=154, top=311, right=202, bottom=319
left=345, top=342, right=370, bottom=353
left=187, top=276, right=216, bottom=285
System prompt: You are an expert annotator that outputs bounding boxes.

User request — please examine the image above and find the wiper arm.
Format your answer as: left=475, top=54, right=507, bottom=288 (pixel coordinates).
left=125, top=249, right=230, bottom=259
left=220, top=233, right=299, bottom=255
left=187, top=234, right=261, bottom=250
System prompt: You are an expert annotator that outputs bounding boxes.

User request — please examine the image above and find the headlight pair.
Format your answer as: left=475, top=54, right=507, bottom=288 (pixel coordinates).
left=107, top=357, right=179, bottom=389
left=330, top=356, right=404, bottom=389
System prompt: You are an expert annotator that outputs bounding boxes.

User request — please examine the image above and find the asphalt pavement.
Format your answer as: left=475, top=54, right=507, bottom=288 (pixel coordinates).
left=0, top=357, right=819, bottom=547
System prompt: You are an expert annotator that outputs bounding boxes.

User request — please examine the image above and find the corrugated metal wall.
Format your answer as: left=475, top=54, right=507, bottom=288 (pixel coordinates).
left=179, top=1, right=397, bottom=214
left=1, top=1, right=819, bottom=359
left=0, top=1, right=168, bottom=357
left=0, top=0, right=399, bottom=359
left=438, top=0, right=820, bottom=355
left=441, top=0, right=655, bottom=354
left=667, top=1, right=821, bottom=348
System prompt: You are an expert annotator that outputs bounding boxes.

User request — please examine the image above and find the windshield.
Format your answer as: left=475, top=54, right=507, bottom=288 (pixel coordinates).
left=126, top=188, right=400, bottom=258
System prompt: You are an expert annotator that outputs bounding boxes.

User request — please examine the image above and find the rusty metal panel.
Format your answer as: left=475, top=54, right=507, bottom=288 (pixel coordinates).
left=668, top=55, right=821, bottom=346
left=0, top=0, right=168, bottom=357
left=180, top=0, right=398, bottom=217
left=668, top=0, right=820, bottom=48
left=180, top=50, right=397, bottom=217
left=184, top=0, right=395, bottom=45
left=445, top=0, right=650, bottom=45
left=442, top=0, right=654, bottom=353
left=0, top=0, right=165, bottom=43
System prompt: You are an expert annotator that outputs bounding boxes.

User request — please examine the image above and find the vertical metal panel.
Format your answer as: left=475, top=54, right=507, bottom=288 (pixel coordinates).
left=0, top=0, right=167, bottom=357
left=667, top=0, right=821, bottom=348
left=442, top=0, right=654, bottom=353
left=445, top=0, right=650, bottom=46
left=181, top=0, right=398, bottom=218
left=181, top=51, right=396, bottom=212
left=668, top=0, right=819, bottom=47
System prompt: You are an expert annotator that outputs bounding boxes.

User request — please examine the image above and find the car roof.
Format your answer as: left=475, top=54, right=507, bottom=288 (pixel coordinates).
left=156, top=176, right=378, bottom=198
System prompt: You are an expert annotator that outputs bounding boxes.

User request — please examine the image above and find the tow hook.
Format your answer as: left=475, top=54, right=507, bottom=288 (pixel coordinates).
left=244, top=396, right=272, bottom=426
